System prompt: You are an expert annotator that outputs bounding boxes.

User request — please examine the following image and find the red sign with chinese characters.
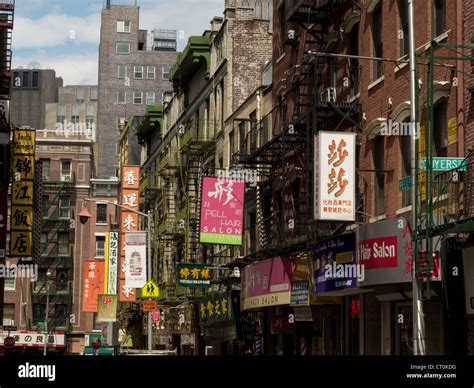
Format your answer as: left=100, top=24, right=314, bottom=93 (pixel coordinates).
left=82, top=260, right=105, bottom=312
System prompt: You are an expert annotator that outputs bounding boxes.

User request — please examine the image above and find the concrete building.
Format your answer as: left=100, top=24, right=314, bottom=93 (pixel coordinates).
left=97, top=0, right=178, bottom=178
left=10, top=69, right=63, bottom=129
left=45, top=85, right=98, bottom=175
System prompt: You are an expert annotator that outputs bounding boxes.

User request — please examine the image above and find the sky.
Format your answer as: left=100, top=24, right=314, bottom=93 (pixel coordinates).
left=12, top=0, right=222, bottom=85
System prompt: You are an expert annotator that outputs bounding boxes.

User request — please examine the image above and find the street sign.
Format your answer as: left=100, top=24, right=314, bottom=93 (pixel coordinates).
left=399, top=176, right=412, bottom=192
left=143, top=300, right=158, bottom=312
left=141, top=280, right=159, bottom=298
left=3, top=336, right=15, bottom=348
left=151, top=311, right=161, bottom=323
left=3, top=326, right=17, bottom=332
left=421, top=157, right=467, bottom=171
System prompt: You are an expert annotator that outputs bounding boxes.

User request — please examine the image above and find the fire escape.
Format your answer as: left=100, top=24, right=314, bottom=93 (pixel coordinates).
left=29, top=168, right=75, bottom=333
left=234, top=0, right=361, bottom=265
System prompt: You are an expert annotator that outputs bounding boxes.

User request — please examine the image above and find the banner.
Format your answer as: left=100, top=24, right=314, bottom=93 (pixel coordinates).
left=199, top=176, right=244, bottom=245
left=125, top=232, right=147, bottom=288
left=105, top=232, right=119, bottom=295
left=82, top=260, right=105, bottom=312
left=177, top=263, right=212, bottom=288
left=241, top=256, right=293, bottom=311
left=313, top=233, right=358, bottom=295
left=10, top=128, right=36, bottom=257
left=97, top=294, right=118, bottom=323
left=315, top=132, right=356, bottom=221
left=198, top=293, right=233, bottom=326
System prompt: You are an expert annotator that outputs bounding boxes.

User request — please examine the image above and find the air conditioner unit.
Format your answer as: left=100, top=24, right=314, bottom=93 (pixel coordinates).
left=60, top=175, right=71, bottom=182
left=2, top=318, right=14, bottom=326
left=320, top=87, right=336, bottom=103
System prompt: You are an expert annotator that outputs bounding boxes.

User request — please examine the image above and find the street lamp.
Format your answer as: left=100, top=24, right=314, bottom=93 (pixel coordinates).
left=43, top=270, right=52, bottom=356
left=81, top=198, right=154, bottom=351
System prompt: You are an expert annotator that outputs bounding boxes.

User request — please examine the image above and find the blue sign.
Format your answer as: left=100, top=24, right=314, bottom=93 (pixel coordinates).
left=313, top=233, right=357, bottom=294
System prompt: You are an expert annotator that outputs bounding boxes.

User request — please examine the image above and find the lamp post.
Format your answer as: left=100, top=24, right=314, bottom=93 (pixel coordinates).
left=80, top=198, right=153, bottom=351
left=43, top=270, right=51, bottom=356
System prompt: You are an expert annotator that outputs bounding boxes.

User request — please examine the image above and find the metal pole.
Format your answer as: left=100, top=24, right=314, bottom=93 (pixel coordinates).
left=43, top=282, right=49, bottom=356
left=147, top=210, right=152, bottom=351
left=408, top=0, right=425, bottom=356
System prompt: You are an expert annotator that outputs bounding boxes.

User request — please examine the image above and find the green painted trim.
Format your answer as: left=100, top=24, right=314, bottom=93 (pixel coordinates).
left=136, top=105, right=164, bottom=143
left=169, top=36, right=211, bottom=85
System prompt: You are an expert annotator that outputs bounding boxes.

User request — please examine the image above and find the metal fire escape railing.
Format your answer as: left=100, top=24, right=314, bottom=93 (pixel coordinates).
left=29, top=173, right=75, bottom=332
left=233, top=0, right=361, bottom=263
left=413, top=41, right=474, bottom=298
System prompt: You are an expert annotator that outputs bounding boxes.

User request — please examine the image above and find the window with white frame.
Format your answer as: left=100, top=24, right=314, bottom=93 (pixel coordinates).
left=162, top=66, right=171, bottom=80
left=134, top=65, right=143, bottom=79
left=146, top=92, right=156, bottom=105
left=60, top=160, right=72, bottom=181
left=117, top=90, right=126, bottom=104
left=59, top=196, right=71, bottom=218
left=116, top=42, right=130, bottom=54
left=95, top=235, right=106, bottom=258
left=118, top=64, right=127, bottom=79
left=117, top=20, right=131, bottom=33
left=133, top=91, right=143, bottom=104
left=147, top=66, right=156, bottom=79
left=4, top=276, right=15, bottom=291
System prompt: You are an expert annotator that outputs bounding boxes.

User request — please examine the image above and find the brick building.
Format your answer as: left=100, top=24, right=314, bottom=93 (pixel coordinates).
left=97, top=0, right=177, bottom=178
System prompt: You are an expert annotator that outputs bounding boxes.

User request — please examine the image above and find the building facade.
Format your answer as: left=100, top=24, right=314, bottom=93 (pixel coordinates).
left=97, top=1, right=177, bottom=178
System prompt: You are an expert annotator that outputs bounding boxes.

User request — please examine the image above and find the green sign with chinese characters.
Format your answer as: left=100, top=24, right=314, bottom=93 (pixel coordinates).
left=177, top=263, right=212, bottom=288
left=198, top=293, right=233, bottom=326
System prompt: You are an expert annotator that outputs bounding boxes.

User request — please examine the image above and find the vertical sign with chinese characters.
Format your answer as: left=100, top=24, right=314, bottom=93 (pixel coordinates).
left=199, top=177, right=245, bottom=245
left=316, top=132, right=356, bottom=221
left=97, top=294, right=118, bottom=323
left=125, top=232, right=147, bottom=288
left=119, top=166, right=140, bottom=302
left=105, top=232, right=119, bottom=295
left=82, top=260, right=105, bottom=312
left=10, top=129, right=36, bottom=257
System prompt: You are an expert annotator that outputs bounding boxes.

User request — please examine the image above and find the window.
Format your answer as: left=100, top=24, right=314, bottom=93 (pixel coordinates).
left=3, top=304, right=14, bottom=326
left=399, top=0, right=409, bottom=57
left=229, top=130, right=235, bottom=158
left=432, top=0, right=445, bottom=38
left=97, top=204, right=107, bottom=224
left=328, top=53, right=337, bottom=88
left=146, top=92, right=155, bottom=105
left=433, top=102, right=447, bottom=157
left=116, top=42, right=130, bottom=54
left=58, top=233, right=69, bottom=255
left=239, top=121, right=246, bottom=154
left=60, top=160, right=72, bottom=181
left=147, top=66, right=156, bottom=79
left=56, top=270, right=68, bottom=291
left=117, top=91, right=126, bottom=104
left=162, top=66, right=171, bottom=80
left=349, top=24, right=360, bottom=96
left=96, top=236, right=106, bottom=258
left=118, top=64, right=127, bottom=79
left=54, top=304, right=68, bottom=327
left=255, top=0, right=262, bottom=18
left=76, top=87, right=84, bottom=102
left=42, top=195, right=49, bottom=217
left=32, top=71, right=39, bottom=88
left=4, top=276, right=15, bottom=291
left=71, top=115, right=80, bottom=124
left=374, top=136, right=385, bottom=216
left=400, top=125, right=412, bottom=207
left=133, top=91, right=143, bottom=104
left=134, top=65, right=143, bottom=79
left=32, top=304, right=45, bottom=325
left=59, top=196, right=71, bottom=219
left=90, top=87, right=98, bottom=101
left=12, top=71, right=19, bottom=88
left=35, top=269, right=47, bottom=292
left=279, top=2, right=286, bottom=54
left=86, top=116, right=94, bottom=129
left=117, top=20, right=131, bottom=33
left=373, top=4, right=383, bottom=80
left=22, top=72, right=29, bottom=88
left=41, top=159, right=50, bottom=180
left=41, top=232, right=48, bottom=254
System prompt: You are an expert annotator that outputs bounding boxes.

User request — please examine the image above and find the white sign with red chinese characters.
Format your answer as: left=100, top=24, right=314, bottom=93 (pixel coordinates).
left=316, top=132, right=356, bottom=221
left=0, top=331, right=65, bottom=348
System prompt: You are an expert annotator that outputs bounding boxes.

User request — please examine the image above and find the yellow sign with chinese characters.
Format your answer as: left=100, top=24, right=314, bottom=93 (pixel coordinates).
left=448, top=118, right=458, bottom=146
left=13, top=129, right=36, bottom=155
left=12, top=154, right=35, bottom=180
left=10, top=206, right=33, bottom=231
left=141, top=280, right=159, bottom=298
left=10, top=231, right=33, bottom=256
left=11, top=181, right=34, bottom=206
